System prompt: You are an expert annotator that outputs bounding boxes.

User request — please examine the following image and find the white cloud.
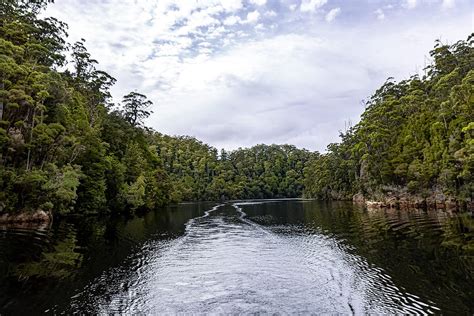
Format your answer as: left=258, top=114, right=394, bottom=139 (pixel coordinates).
left=186, top=10, right=220, bottom=29
left=255, top=23, right=265, bottom=31
left=403, top=0, right=417, bottom=9
left=246, top=10, right=261, bottom=23
left=249, top=0, right=267, bottom=6
left=220, top=0, right=243, bottom=12
left=325, top=8, right=341, bottom=22
left=441, top=0, right=456, bottom=9
left=375, top=8, right=385, bottom=20
left=265, top=10, right=277, bottom=17
left=300, top=0, right=328, bottom=13
left=223, top=15, right=241, bottom=25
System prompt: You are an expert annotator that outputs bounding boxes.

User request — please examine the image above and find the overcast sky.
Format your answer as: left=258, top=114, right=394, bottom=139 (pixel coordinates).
left=44, top=0, right=472, bottom=151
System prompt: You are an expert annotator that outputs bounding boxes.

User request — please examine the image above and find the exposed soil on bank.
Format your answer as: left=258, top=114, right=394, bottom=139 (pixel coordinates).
left=353, top=193, right=473, bottom=211
left=0, top=210, right=52, bottom=224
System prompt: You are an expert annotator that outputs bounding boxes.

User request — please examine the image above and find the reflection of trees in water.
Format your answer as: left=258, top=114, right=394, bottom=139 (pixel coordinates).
left=441, top=213, right=474, bottom=252
left=298, top=201, right=473, bottom=313
left=11, top=203, right=212, bottom=281
left=14, top=227, right=83, bottom=280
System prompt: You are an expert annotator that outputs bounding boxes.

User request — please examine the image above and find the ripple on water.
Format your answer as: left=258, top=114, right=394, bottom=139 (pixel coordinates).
left=68, top=204, right=441, bottom=314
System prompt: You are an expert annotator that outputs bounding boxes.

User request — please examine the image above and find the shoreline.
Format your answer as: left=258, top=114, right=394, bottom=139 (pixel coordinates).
left=0, top=210, right=52, bottom=225
left=1, top=195, right=471, bottom=226
left=353, top=193, right=473, bottom=211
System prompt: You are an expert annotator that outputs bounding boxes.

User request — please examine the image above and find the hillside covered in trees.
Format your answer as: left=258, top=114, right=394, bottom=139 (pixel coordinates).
left=0, top=0, right=312, bottom=216
left=304, top=35, right=473, bottom=208
left=0, top=1, right=472, bottom=218
left=152, top=135, right=311, bottom=202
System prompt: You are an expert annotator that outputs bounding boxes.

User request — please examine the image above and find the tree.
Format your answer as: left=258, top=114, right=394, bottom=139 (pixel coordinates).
left=121, top=91, right=153, bottom=127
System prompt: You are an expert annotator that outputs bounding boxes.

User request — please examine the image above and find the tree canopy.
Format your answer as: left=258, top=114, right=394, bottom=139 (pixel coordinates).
left=121, top=92, right=153, bottom=127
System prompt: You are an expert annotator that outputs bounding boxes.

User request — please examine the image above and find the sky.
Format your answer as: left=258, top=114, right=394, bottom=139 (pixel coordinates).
left=43, top=0, right=473, bottom=152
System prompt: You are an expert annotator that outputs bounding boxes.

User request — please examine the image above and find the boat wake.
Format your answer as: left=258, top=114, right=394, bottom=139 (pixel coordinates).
left=68, top=202, right=439, bottom=314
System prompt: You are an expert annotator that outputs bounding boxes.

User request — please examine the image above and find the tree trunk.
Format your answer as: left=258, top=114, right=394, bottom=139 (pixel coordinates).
left=0, top=82, right=4, bottom=121
left=26, top=108, right=36, bottom=171
left=0, top=81, right=3, bottom=164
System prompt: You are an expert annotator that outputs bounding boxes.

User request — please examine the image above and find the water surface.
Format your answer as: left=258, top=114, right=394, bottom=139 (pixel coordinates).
left=0, top=200, right=472, bottom=314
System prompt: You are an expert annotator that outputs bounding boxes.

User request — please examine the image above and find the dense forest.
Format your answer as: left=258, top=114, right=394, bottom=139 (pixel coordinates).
left=0, top=1, right=472, bottom=218
left=0, top=0, right=312, bottom=216
left=304, top=35, right=473, bottom=208
left=152, top=134, right=311, bottom=202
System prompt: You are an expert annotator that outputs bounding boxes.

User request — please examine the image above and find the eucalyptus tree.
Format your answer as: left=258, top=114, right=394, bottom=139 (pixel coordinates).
left=121, top=91, right=153, bottom=127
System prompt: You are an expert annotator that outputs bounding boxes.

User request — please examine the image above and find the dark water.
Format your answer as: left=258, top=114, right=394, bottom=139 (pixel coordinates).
left=0, top=200, right=473, bottom=314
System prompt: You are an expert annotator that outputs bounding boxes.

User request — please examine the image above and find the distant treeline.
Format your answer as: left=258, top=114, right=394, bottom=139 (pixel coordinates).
left=0, top=1, right=472, bottom=216
left=154, top=135, right=312, bottom=202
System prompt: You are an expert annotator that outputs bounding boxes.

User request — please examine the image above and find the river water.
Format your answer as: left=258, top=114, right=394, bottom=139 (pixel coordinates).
left=0, top=200, right=473, bottom=314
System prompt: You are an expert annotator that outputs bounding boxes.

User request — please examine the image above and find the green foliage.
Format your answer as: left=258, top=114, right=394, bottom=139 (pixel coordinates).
left=124, top=174, right=146, bottom=210
left=41, top=164, right=82, bottom=214
left=121, top=91, right=153, bottom=127
left=0, top=1, right=170, bottom=215
left=151, top=135, right=314, bottom=201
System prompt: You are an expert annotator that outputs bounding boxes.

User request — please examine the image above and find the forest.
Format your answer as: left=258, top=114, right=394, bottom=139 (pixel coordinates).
left=0, top=0, right=313, bottom=216
left=304, top=34, right=473, bottom=208
left=0, top=0, right=472, bottom=217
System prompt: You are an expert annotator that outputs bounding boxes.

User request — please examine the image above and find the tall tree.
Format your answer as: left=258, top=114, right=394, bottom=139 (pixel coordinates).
left=121, top=91, right=153, bottom=127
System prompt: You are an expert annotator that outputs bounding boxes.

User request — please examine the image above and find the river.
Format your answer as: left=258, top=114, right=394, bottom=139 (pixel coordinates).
left=0, top=200, right=472, bottom=314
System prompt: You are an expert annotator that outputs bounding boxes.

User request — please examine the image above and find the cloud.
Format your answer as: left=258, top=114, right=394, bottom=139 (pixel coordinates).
left=42, top=0, right=472, bottom=151
left=265, top=10, right=277, bottom=17
left=249, top=0, right=267, bottom=6
left=246, top=10, right=261, bottom=23
left=220, top=0, right=243, bottom=12
left=223, top=15, right=241, bottom=25
left=325, top=8, right=341, bottom=22
left=374, top=8, right=385, bottom=20
left=441, top=0, right=456, bottom=9
left=300, top=0, right=328, bottom=13
left=403, top=0, right=417, bottom=9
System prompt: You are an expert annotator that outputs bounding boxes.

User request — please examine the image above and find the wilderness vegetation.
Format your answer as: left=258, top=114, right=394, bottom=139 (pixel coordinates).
left=0, top=0, right=312, bottom=215
left=304, top=34, right=473, bottom=207
left=0, top=1, right=472, bottom=217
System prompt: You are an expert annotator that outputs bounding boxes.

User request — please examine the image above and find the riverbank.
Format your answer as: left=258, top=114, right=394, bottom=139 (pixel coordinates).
left=0, top=210, right=52, bottom=224
left=353, top=192, right=473, bottom=211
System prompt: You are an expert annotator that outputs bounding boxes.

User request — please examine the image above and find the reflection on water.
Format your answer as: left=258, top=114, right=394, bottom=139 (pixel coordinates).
left=0, top=202, right=213, bottom=314
left=0, top=200, right=472, bottom=314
